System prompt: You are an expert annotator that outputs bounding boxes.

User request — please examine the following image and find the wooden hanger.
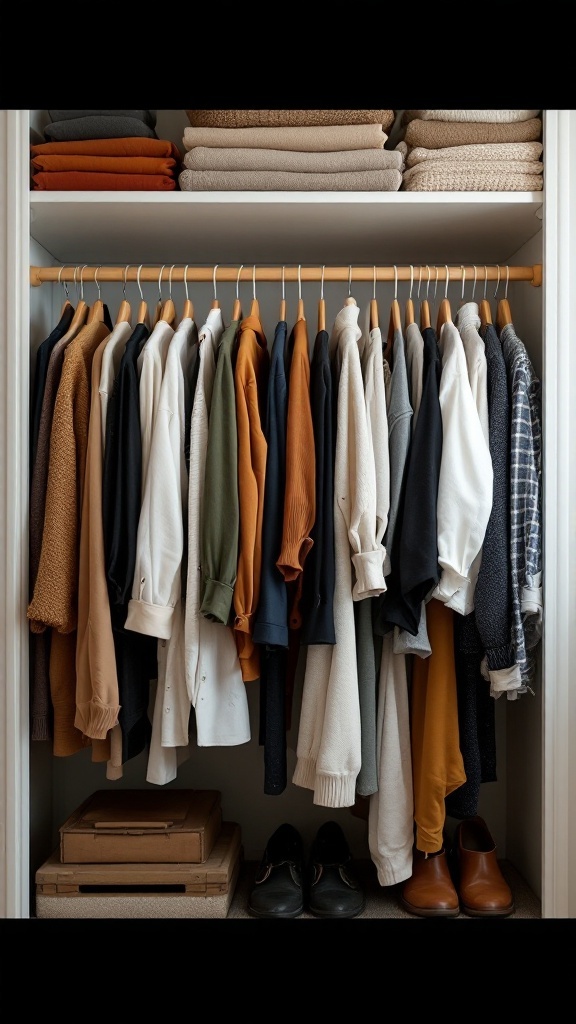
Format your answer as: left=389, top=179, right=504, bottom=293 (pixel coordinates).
left=404, top=264, right=414, bottom=329
left=232, top=265, right=243, bottom=322
left=420, top=265, right=431, bottom=330
left=496, top=266, right=513, bottom=330
left=297, top=264, right=305, bottom=320
left=250, top=267, right=260, bottom=319
left=68, top=265, right=89, bottom=333
left=436, top=266, right=452, bottom=334
left=370, top=266, right=379, bottom=331
left=318, top=266, right=325, bottom=332
left=86, top=266, right=107, bottom=324
left=57, top=267, right=74, bottom=318
left=115, top=265, right=132, bottom=326
left=136, top=264, right=150, bottom=330
left=157, top=265, right=176, bottom=326
left=384, top=267, right=401, bottom=362
left=479, top=266, right=492, bottom=328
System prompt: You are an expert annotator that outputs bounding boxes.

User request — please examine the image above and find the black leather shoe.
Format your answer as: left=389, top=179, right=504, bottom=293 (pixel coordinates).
left=308, top=821, right=366, bottom=919
left=248, top=823, right=305, bottom=919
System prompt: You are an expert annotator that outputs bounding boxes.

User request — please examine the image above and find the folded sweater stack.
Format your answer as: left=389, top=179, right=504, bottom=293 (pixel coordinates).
left=32, top=111, right=182, bottom=191
left=397, top=110, right=544, bottom=192
left=179, top=109, right=403, bottom=191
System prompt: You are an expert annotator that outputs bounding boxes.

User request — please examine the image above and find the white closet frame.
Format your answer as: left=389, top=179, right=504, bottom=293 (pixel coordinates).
left=1, top=109, right=575, bottom=920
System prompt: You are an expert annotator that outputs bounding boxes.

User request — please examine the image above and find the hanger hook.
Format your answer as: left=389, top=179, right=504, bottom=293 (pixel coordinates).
left=321, top=265, right=325, bottom=302
left=426, top=265, right=431, bottom=300
left=417, top=265, right=423, bottom=300
left=472, top=265, right=477, bottom=301
left=169, top=264, right=177, bottom=299
left=281, top=265, right=285, bottom=301
left=184, top=265, right=189, bottom=301
left=58, top=265, right=70, bottom=300
left=373, top=265, right=377, bottom=301
left=483, top=265, right=488, bottom=300
left=409, top=265, right=414, bottom=300
left=123, top=265, right=130, bottom=300
left=505, top=265, right=510, bottom=300
left=253, top=264, right=257, bottom=301
left=137, top=264, right=144, bottom=302
left=94, top=265, right=102, bottom=301
left=445, top=264, right=450, bottom=300
left=393, top=265, right=398, bottom=301
left=461, top=265, right=466, bottom=301
left=434, top=265, right=439, bottom=303
left=236, top=265, right=244, bottom=300
left=158, top=264, right=166, bottom=303
left=494, top=264, right=501, bottom=301
left=79, top=264, right=88, bottom=301
left=298, top=264, right=302, bottom=302
left=73, top=266, right=79, bottom=299
left=348, top=265, right=352, bottom=297
left=213, top=265, right=219, bottom=303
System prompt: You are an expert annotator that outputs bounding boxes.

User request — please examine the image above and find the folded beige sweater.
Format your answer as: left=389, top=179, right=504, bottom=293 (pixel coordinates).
left=183, top=123, right=387, bottom=153
left=401, top=165, right=543, bottom=192
left=403, top=109, right=541, bottom=123
left=183, top=146, right=404, bottom=173
left=404, top=118, right=542, bottom=149
left=178, top=168, right=402, bottom=192
left=403, top=159, right=544, bottom=186
left=186, top=109, right=395, bottom=131
left=406, top=141, right=543, bottom=167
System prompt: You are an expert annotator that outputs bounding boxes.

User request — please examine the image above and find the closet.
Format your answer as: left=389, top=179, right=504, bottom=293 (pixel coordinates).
left=1, top=108, right=575, bottom=920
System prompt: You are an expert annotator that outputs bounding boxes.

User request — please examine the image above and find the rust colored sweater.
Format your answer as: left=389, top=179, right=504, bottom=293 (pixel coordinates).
left=233, top=307, right=269, bottom=681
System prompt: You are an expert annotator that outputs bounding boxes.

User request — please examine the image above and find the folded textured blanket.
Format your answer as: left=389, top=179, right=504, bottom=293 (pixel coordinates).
left=31, top=154, right=179, bottom=175
left=403, top=109, right=541, bottom=123
left=183, top=123, right=387, bottom=152
left=402, top=159, right=544, bottom=186
left=44, top=116, right=158, bottom=142
left=401, top=165, right=543, bottom=191
left=178, top=168, right=402, bottom=191
left=406, top=141, right=544, bottom=167
left=183, top=146, right=404, bottom=173
left=404, top=117, right=543, bottom=149
left=31, top=137, right=181, bottom=159
left=185, top=109, right=395, bottom=131
left=48, top=110, right=157, bottom=128
left=32, top=171, right=176, bottom=191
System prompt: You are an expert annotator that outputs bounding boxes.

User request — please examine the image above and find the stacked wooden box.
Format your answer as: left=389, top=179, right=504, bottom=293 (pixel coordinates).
left=35, top=789, right=242, bottom=918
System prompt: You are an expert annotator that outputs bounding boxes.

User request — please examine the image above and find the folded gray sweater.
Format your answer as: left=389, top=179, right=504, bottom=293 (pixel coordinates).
left=48, top=110, right=157, bottom=128
left=44, top=115, right=158, bottom=142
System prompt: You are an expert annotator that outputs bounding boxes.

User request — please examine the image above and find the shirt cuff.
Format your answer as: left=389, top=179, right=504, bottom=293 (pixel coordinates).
left=489, top=664, right=523, bottom=700
left=124, top=599, right=174, bottom=640
left=522, top=570, right=543, bottom=620
left=432, top=565, right=470, bottom=606
left=351, top=549, right=387, bottom=600
left=199, top=578, right=234, bottom=625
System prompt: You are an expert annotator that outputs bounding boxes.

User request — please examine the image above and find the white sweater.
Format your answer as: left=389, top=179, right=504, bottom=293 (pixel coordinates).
left=432, top=319, right=493, bottom=615
left=293, top=303, right=386, bottom=808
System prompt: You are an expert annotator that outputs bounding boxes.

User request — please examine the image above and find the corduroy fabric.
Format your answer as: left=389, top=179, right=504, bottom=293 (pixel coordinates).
left=186, top=109, right=395, bottom=130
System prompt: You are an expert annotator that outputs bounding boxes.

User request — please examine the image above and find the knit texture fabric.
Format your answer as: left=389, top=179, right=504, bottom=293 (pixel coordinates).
left=31, top=137, right=181, bottom=159
left=179, top=168, right=402, bottom=191
left=186, top=109, right=395, bottom=130
left=32, top=154, right=179, bottom=175
left=403, top=109, right=541, bottom=123
left=183, top=123, right=387, bottom=153
left=403, top=117, right=542, bottom=150
left=44, top=115, right=158, bottom=141
left=406, top=141, right=543, bottom=166
left=183, top=146, right=404, bottom=173
left=402, top=166, right=543, bottom=192
left=33, top=171, right=177, bottom=190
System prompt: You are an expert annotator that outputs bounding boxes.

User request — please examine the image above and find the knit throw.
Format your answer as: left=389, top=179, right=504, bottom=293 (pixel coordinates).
left=182, top=123, right=387, bottom=153
left=406, top=141, right=544, bottom=167
left=186, top=109, right=395, bottom=131
left=404, top=117, right=543, bottom=150
left=178, top=168, right=402, bottom=192
left=182, top=147, right=404, bottom=173
left=403, top=109, right=541, bottom=123
left=401, top=164, right=543, bottom=192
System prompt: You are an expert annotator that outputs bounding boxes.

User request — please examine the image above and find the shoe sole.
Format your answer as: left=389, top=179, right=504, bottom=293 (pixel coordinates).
left=460, top=904, right=515, bottom=918
left=248, top=906, right=304, bottom=919
left=308, top=904, right=366, bottom=919
left=400, top=898, right=460, bottom=918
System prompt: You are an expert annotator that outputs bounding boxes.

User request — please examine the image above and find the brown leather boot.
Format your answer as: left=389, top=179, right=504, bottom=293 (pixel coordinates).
left=452, top=816, right=515, bottom=917
left=401, top=846, right=460, bottom=918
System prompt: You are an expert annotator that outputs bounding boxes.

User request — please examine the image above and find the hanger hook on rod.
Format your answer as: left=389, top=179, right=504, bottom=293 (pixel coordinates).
left=417, top=265, right=423, bottom=300
left=123, top=265, right=130, bottom=300
left=137, top=264, right=144, bottom=302
left=184, top=265, right=189, bottom=301
left=321, top=265, right=325, bottom=302
left=472, top=265, right=477, bottom=301
left=236, top=265, right=244, bottom=300
left=494, top=264, right=501, bottom=301
left=348, top=265, right=352, bottom=297
left=94, top=265, right=102, bottom=301
left=461, top=265, right=466, bottom=301
left=426, top=265, right=431, bottom=300
left=298, top=264, right=302, bottom=302
left=213, top=265, right=219, bottom=303
left=73, top=266, right=79, bottom=299
left=373, top=265, right=377, bottom=301
left=394, top=265, right=398, bottom=301
left=444, top=264, right=450, bottom=300
left=483, top=265, right=488, bottom=300
left=158, top=264, right=166, bottom=303
left=281, top=265, right=285, bottom=302
left=253, top=264, right=257, bottom=301
left=79, top=264, right=88, bottom=302
left=505, top=265, right=510, bottom=300
left=168, top=264, right=176, bottom=299
left=58, top=265, right=69, bottom=300
left=409, top=264, right=414, bottom=300
left=434, top=265, right=439, bottom=304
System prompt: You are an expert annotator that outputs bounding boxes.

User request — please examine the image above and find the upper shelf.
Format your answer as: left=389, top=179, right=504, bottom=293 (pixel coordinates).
left=29, top=191, right=543, bottom=267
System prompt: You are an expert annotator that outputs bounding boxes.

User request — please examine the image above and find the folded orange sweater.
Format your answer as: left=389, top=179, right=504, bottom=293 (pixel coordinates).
left=32, top=154, right=179, bottom=174
left=32, top=171, right=177, bottom=191
left=30, top=137, right=182, bottom=160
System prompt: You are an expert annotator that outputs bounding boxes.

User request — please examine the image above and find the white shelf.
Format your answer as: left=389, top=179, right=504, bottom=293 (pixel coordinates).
left=29, top=191, right=544, bottom=267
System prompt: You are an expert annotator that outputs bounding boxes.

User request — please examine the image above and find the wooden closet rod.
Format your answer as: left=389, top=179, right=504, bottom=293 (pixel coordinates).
left=30, top=263, right=543, bottom=287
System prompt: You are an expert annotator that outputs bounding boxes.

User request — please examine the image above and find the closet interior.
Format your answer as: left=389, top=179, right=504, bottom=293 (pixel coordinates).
left=21, top=108, right=548, bottom=919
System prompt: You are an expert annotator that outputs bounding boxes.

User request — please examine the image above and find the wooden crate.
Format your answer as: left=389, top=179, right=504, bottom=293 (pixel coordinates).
left=36, top=822, right=241, bottom=919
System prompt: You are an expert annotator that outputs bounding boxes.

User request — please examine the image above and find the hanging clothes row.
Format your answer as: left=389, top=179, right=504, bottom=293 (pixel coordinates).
left=27, top=261, right=542, bottom=893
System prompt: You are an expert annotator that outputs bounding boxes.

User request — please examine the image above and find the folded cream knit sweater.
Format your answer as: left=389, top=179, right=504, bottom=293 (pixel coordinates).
left=405, top=141, right=543, bottom=167
left=403, top=109, right=541, bottom=123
